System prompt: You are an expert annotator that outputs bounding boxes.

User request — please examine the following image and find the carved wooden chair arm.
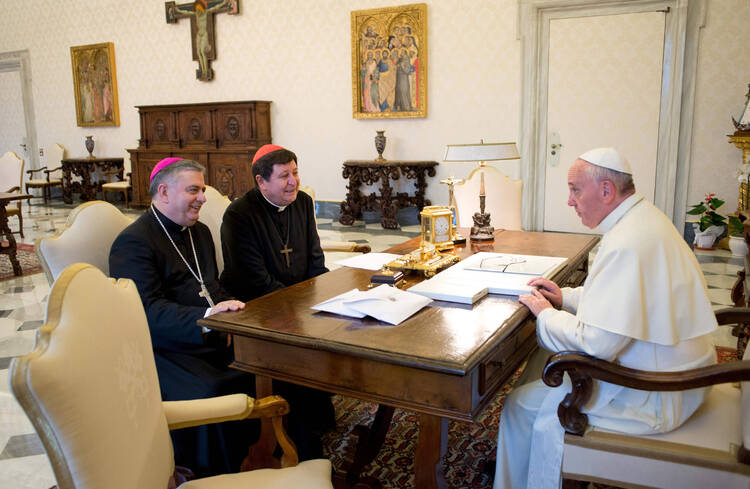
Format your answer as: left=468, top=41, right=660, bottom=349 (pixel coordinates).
left=542, top=351, right=750, bottom=436
left=44, top=166, right=62, bottom=175
left=5, top=186, right=20, bottom=193
left=715, top=307, right=750, bottom=359
left=163, top=394, right=298, bottom=468
left=27, top=167, right=48, bottom=176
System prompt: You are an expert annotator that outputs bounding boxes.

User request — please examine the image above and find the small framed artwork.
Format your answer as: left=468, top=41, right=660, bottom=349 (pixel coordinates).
left=351, top=3, right=427, bottom=119
left=70, top=42, right=120, bottom=127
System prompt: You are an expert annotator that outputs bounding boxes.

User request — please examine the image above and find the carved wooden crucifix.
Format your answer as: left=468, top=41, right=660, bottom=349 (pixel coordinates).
left=165, top=0, right=239, bottom=81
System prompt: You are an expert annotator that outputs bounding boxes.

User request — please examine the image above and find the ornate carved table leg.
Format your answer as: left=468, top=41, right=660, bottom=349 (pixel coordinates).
left=62, top=164, right=73, bottom=204
left=414, top=414, right=448, bottom=489
left=340, top=165, right=362, bottom=226
left=81, top=163, right=97, bottom=201
left=412, top=166, right=435, bottom=212
left=0, top=204, right=22, bottom=276
left=380, top=167, right=399, bottom=229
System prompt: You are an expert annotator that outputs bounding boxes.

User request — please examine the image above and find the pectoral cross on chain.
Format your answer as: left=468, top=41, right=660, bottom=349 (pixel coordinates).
left=199, top=283, right=216, bottom=308
left=280, top=246, right=293, bottom=268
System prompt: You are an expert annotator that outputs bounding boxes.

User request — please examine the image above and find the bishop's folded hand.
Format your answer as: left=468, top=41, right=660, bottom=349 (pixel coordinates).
left=208, top=300, right=245, bottom=316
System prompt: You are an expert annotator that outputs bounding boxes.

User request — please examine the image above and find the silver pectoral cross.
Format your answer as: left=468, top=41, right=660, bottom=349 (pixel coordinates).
left=280, top=246, right=293, bottom=268
left=199, top=283, right=216, bottom=308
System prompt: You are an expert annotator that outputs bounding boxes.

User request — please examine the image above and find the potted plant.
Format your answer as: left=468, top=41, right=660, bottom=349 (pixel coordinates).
left=687, top=193, right=727, bottom=250
left=728, top=214, right=748, bottom=257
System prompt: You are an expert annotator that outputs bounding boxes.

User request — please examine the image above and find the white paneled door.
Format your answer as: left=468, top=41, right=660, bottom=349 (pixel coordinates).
left=543, top=12, right=665, bottom=234
left=0, top=69, right=27, bottom=161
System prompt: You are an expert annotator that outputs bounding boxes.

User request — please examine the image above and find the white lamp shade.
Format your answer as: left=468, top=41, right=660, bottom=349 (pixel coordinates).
left=443, top=142, right=520, bottom=162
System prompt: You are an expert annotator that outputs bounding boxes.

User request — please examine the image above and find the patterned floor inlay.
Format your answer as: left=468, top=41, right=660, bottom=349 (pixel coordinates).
left=0, top=435, right=45, bottom=460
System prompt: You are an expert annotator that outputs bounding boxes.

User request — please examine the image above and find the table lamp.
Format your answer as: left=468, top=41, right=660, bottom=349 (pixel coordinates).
left=443, top=141, right=520, bottom=241
left=439, top=175, right=466, bottom=244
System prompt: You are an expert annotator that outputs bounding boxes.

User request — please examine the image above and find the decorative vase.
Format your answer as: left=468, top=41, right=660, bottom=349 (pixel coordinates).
left=729, top=235, right=748, bottom=257
left=84, top=136, right=95, bottom=158
left=374, top=130, right=386, bottom=162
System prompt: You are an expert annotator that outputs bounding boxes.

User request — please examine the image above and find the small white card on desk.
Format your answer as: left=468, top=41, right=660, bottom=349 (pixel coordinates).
left=311, top=285, right=432, bottom=325
left=334, top=252, right=401, bottom=271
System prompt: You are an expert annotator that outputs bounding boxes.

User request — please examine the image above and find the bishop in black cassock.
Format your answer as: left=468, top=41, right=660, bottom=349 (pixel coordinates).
left=109, top=159, right=255, bottom=477
left=220, top=145, right=335, bottom=459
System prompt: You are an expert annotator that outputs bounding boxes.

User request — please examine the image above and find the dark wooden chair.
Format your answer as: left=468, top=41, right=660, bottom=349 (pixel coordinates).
left=26, top=143, right=64, bottom=205
left=1, top=151, right=25, bottom=238
left=546, top=308, right=750, bottom=488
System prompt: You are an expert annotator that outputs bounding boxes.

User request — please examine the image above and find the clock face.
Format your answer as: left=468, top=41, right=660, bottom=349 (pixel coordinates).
left=434, top=216, right=450, bottom=242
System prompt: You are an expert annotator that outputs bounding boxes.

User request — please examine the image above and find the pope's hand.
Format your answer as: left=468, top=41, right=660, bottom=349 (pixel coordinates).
left=208, top=300, right=245, bottom=316
left=519, top=288, right=553, bottom=316
left=526, top=277, right=562, bottom=308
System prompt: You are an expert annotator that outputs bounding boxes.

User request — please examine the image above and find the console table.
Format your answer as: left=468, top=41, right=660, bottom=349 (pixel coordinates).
left=339, top=160, right=438, bottom=229
left=61, top=157, right=124, bottom=204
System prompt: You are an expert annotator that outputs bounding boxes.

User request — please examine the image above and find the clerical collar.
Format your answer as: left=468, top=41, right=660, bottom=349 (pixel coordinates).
left=259, top=190, right=287, bottom=212
left=597, top=193, right=644, bottom=234
left=150, top=204, right=188, bottom=232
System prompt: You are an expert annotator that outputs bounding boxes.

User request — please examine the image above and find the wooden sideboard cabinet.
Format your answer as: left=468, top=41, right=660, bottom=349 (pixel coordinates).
left=127, top=100, right=271, bottom=206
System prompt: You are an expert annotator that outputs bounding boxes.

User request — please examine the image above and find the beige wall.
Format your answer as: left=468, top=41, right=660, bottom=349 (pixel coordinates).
left=0, top=0, right=746, bottom=222
left=690, top=0, right=750, bottom=216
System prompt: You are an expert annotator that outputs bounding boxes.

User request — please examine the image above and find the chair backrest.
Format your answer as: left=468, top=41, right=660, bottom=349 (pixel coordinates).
left=0, top=151, right=24, bottom=192
left=9, top=264, right=174, bottom=489
left=299, top=185, right=318, bottom=225
left=36, top=201, right=133, bottom=285
left=453, top=165, right=523, bottom=230
left=199, top=185, right=231, bottom=274
left=44, top=143, right=65, bottom=179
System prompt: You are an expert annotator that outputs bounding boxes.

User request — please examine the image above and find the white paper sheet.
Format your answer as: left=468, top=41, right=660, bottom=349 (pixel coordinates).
left=311, top=285, right=432, bottom=325
left=334, top=252, right=402, bottom=271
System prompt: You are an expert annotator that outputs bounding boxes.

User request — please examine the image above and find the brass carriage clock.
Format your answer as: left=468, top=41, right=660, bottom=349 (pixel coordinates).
left=383, top=206, right=460, bottom=277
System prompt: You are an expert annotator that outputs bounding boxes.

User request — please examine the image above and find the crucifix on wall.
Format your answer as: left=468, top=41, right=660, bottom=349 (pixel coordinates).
left=165, top=0, right=239, bottom=81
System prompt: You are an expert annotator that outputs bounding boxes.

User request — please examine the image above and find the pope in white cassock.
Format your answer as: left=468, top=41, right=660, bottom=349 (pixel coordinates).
left=493, top=147, right=718, bottom=488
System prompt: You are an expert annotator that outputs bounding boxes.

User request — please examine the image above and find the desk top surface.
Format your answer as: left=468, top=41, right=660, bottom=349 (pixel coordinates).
left=62, top=157, right=124, bottom=163
left=202, top=229, right=598, bottom=374
left=344, top=160, right=438, bottom=167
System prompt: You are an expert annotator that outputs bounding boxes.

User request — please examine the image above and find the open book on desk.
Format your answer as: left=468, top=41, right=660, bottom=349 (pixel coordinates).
left=311, top=284, right=432, bottom=325
left=408, top=252, right=568, bottom=303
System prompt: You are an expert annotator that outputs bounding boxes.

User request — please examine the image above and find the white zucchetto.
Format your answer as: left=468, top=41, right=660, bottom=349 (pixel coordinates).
left=579, top=147, right=632, bottom=175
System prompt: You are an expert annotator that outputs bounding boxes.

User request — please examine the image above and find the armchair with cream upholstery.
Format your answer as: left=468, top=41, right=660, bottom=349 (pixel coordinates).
left=36, top=200, right=133, bottom=284
left=545, top=308, right=750, bottom=488
left=9, top=263, right=333, bottom=489
left=452, top=165, right=522, bottom=231
left=26, top=143, right=64, bottom=204
left=198, top=185, right=231, bottom=274
left=0, top=150, right=26, bottom=237
left=299, top=185, right=371, bottom=254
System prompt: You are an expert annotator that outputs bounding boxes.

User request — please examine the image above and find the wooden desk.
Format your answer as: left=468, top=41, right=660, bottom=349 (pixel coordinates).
left=0, top=192, right=32, bottom=276
left=339, top=160, right=438, bottom=229
left=201, top=230, right=598, bottom=488
left=61, top=157, right=125, bottom=203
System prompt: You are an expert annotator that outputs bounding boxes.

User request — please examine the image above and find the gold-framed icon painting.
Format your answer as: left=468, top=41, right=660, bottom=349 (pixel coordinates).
left=351, top=3, right=427, bottom=119
left=70, top=42, right=120, bottom=127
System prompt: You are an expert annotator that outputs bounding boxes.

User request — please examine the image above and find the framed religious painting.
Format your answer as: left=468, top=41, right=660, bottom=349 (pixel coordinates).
left=351, top=3, right=427, bottom=119
left=70, top=42, right=120, bottom=127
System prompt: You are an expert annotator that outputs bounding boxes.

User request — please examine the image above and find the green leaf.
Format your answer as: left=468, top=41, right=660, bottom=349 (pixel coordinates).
left=687, top=203, right=707, bottom=215
left=729, top=216, right=745, bottom=236
left=708, top=198, right=725, bottom=210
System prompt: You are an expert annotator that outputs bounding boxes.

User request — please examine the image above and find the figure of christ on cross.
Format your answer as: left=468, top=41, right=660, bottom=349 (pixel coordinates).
left=165, top=0, right=239, bottom=81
